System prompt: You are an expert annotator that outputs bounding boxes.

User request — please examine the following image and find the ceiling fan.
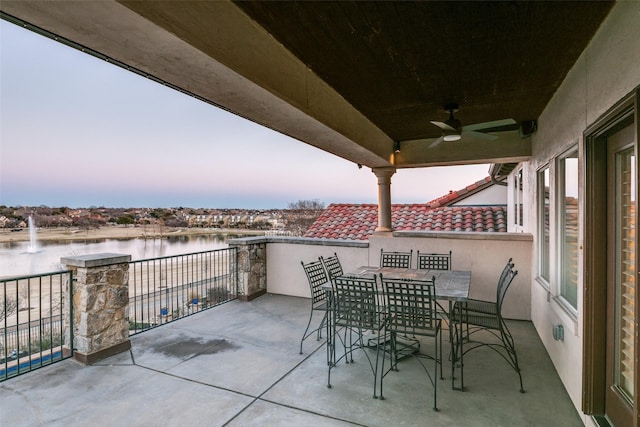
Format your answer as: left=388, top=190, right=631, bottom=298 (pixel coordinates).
left=429, top=103, right=516, bottom=148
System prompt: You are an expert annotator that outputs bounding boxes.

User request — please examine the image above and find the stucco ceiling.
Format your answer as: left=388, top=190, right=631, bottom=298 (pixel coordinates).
left=234, top=1, right=612, bottom=141
left=0, top=1, right=614, bottom=169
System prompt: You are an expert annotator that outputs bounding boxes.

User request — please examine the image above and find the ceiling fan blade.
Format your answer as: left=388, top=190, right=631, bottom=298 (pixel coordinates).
left=462, top=118, right=517, bottom=132
left=462, top=130, right=499, bottom=140
left=429, top=136, right=445, bottom=148
left=430, top=121, right=457, bottom=131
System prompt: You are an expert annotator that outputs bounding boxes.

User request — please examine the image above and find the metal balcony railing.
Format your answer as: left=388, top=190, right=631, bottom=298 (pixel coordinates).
left=127, top=247, right=238, bottom=334
left=1, top=271, right=73, bottom=381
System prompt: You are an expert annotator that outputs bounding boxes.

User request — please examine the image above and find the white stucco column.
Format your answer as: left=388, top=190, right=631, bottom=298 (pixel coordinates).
left=373, top=167, right=396, bottom=232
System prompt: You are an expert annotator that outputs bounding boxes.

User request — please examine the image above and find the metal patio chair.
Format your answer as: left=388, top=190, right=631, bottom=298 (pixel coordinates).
left=451, top=261, right=524, bottom=392
left=328, top=274, right=386, bottom=399
left=379, top=275, right=442, bottom=409
left=417, top=250, right=452, bottom=271
left=380, top=249, right=413, bottom=268
left=299, top=259, right=330, bottom=354
left=417, top=250, right=453, bottom=315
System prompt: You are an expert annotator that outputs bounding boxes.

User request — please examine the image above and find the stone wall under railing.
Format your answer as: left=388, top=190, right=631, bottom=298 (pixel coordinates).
left=61, top=253, right=132, bottom=365
left=228, top=238, right=267, bottom=301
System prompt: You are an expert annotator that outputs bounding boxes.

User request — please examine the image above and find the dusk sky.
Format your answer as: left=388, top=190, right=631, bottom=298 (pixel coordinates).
left=0, top=19, right=490, bottom=209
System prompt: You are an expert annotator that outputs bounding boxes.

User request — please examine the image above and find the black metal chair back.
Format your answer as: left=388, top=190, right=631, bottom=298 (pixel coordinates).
left=382, top=276, right=439, bottom=334
left=417, top=250, right=452, bottom=271
left=497, top=267, right=518, bottom=315
left=380, top=249, right=413, bottom=268
left=320, top=253, right=343, bottom=280
left=301, top=259, right=329, bottom=306
left=380, top=274, right=441, bottom=409
left=332, top=275, right=381, bottom=330
left=496, top=257, right=515, bottom=307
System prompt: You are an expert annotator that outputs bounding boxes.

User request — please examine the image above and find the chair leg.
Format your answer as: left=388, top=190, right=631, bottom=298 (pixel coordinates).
left=439, top=324, right=444, bottom=380
left=300, top=308, right=328, bottom=355
left=500, top=322, right=525, bottom=393
left=517, top=368, right=525, bottom=393
left=316, top=311, right=328, bottom=341
left=300, top=306, right=314, bottom=354
left=346, top=327, right=363, bottom=364
left=379, top=333, right=387, bottom=400
left=433, top=329, right=439, bottom=411
left=379, top=330, right=398, bottom=400
left=373, top=331, right=381, bottom=399
left=327, top=314, right=339, bottom=387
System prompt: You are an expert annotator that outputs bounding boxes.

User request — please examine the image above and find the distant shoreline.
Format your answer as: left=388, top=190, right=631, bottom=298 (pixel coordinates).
left=0, top=225, right=263, bottom=244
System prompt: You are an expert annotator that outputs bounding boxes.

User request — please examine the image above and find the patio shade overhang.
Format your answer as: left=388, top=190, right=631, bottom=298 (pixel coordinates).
left=0, top=1, right=614, bottom=169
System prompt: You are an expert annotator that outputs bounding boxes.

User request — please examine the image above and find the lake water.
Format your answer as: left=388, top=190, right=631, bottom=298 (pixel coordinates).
left=0, top=234, right=233, bottom=278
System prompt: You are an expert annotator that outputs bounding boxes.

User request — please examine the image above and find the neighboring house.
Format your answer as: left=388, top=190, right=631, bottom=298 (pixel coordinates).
left=426, top=176, right=506, bottom=207
left=305, top=177, right=507, bottom=241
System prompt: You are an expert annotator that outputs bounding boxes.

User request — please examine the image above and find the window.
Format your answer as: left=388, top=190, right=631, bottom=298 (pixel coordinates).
left=614, top=147, right=635, bottom=400
left=558, top=151, right=579, bottom=309
left=537, top=166, right=550, bottom=283
left=513, top=167, right=524, bottom=229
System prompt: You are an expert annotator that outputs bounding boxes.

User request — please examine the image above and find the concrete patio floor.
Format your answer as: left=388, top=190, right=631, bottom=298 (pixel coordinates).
left=1, top=294, right=581, bottom=426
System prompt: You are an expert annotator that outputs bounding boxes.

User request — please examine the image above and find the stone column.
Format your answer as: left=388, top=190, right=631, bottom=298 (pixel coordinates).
left=373, top=167, right=396, bottom=232
left=61, top=253, right=132, bottom=365
left=228, top=237, right=267, bottom=301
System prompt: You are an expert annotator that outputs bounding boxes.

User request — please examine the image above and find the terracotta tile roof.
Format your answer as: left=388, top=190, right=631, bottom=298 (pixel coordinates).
left=426, top=176, right=494, bottom=208
left=304, top=203, right=507, bottom=241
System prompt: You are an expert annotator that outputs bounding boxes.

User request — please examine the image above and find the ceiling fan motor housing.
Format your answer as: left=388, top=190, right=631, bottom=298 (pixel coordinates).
left=444, top=103, right=461, bottom=130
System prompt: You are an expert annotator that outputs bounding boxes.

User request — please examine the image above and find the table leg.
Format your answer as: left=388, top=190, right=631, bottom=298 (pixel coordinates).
left=458, top=300, right=464, bottom=391
left=449, top=301, right=455, bottom=388
left=326, top=291, right=336, bottom=366
left=451, top=300, right=465, bottom=391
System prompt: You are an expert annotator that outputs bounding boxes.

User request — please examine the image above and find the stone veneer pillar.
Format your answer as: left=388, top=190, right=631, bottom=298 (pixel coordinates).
left=373, top=167, right=396, bottom=232
left=228, top=239, right=266, bottom=301
left=61, top=253, right=132, bottom=365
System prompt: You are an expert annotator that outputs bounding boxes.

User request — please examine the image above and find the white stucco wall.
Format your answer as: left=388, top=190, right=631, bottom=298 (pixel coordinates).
left=452, top=184, right=507, bottom=206
left=265, top=233, right=532, bottom=320
left=526, top=1, right=640, bottom=421
left=369, top=232, right=533, bottom=320
left=266, top=238, right=369, bottom=298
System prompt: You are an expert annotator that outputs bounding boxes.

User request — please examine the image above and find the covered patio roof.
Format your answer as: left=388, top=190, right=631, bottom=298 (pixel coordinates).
left=0, top=1, right=613, bottom=169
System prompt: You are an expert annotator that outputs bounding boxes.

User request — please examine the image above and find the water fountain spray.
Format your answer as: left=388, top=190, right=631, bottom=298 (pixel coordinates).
left=27, top=214, right=39, bottom=253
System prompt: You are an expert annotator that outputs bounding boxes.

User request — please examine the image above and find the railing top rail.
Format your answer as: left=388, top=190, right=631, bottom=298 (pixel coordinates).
left=129, top=247, right=237, bottom=264
left=1, top=270, right=72, bottom=283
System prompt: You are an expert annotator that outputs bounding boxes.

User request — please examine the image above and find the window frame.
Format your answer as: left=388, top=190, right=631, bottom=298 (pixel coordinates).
left=512, top=165, right=525, bottom=232
left=537, top=164, right=551, bottom=288
left=556, top=148, right=579, bottom=312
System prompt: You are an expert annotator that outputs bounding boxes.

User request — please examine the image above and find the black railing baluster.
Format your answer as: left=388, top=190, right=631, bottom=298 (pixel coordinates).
left=1, top=247, right=239, bottom=383
left=3, top=281, right=8, bottom=381
left=1, top=271, right=72, bottom=381
left=126, top=248, right=238, bottom=336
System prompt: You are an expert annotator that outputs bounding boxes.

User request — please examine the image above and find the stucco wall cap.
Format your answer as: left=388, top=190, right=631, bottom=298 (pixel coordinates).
left=61, top=253, right=132, bottom=268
